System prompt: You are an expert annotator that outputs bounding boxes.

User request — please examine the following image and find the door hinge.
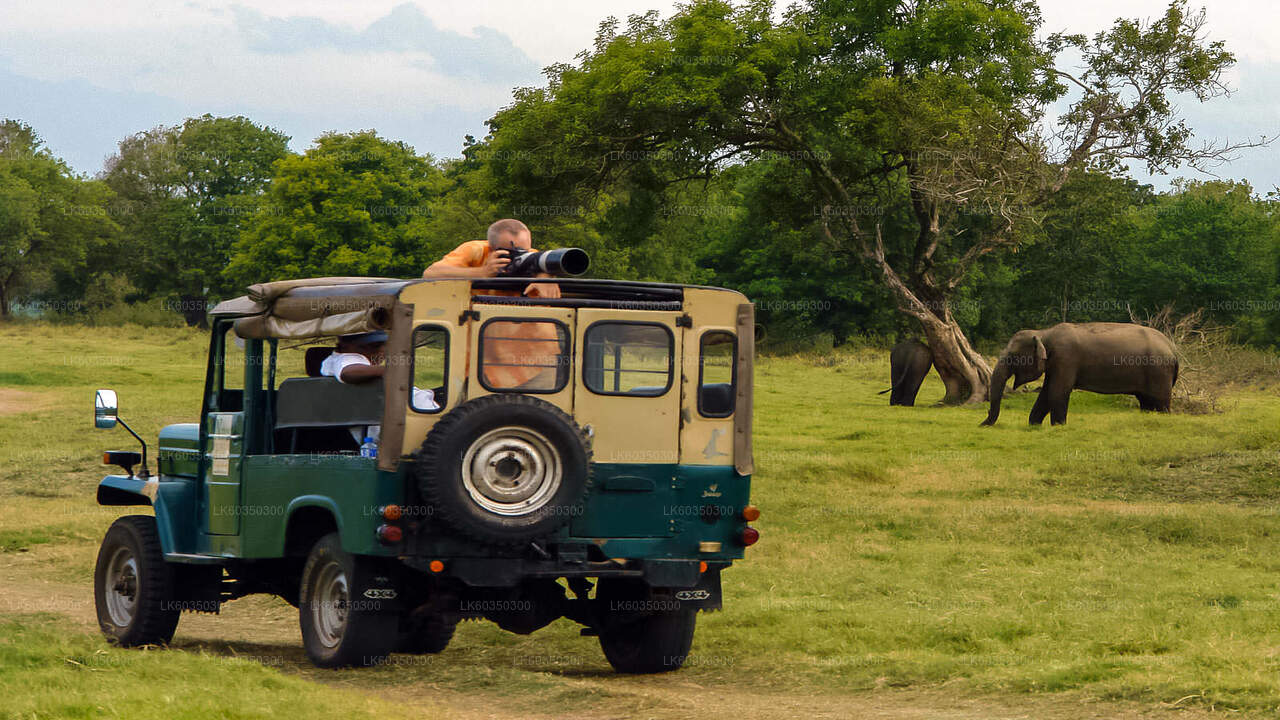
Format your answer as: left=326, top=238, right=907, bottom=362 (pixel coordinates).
left=676, top=314, right=693, bottom=328
left=459, top=309, right=480, bottom=324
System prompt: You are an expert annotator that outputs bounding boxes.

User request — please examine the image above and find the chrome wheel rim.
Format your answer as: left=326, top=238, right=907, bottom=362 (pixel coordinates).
left=461, top=426, right=562, bottom=516
left=311, top=561, right=348, bottom=649
left=104, top=546, right=139, bottom=628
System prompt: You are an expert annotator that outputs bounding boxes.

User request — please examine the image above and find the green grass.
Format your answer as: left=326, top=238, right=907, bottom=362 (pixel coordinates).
left=3, top=323, right=1280, bottom=715
left=0, top=614, right=402, bottom=719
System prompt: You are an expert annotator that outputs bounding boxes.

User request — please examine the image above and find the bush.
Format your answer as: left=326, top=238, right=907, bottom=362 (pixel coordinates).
left=51, top=298, right=186, bottom=327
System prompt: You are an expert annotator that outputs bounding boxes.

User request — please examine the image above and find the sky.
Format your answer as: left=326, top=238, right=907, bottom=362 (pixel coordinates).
left=1, top=0, right=1276, bottom=191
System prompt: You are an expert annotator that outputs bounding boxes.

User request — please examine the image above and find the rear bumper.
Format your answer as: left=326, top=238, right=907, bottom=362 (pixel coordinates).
left=402, top=555, right=726, bottom=590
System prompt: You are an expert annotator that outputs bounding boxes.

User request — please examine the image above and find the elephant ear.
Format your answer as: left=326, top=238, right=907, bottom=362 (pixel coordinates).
left=1034, top=335, right=1048, bottom=374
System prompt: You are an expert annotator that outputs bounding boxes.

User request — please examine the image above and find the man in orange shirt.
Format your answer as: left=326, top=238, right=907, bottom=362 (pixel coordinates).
left=423, top=219, right=563, bottom=390
left=423, top=218, right=560, bottom=299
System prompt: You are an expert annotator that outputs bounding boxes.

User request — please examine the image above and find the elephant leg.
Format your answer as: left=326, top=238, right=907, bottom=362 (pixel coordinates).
left=902, top=374, right=926, bottom=406
left=1135, top=393, right=1156, bottom=411
left=1153, top=387, right=1173, bottom=413
left=1028, top=391, right=1050, bottom=425
left=1049, top=393, right=1070, bottom=425
left=1041, top=372, right=1074, bottom=426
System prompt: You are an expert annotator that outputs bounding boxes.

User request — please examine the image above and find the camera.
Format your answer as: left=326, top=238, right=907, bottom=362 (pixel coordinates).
left=498, top=247, right=590, bottom=278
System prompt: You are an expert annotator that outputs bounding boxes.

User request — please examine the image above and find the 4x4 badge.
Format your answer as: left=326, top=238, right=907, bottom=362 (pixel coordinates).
left=363, top=588, right=397, bottom=599
left=676, top=590, right=711, bottom=601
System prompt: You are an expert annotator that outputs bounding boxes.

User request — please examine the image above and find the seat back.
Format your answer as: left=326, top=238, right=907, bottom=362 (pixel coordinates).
left=699, top=382, right=734, bottom=416
left=275, top=377, right=384, bottom=429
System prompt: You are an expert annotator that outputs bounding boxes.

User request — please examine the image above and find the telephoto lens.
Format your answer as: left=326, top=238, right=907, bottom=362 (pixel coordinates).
left=503, top=247, right=590, bottom=277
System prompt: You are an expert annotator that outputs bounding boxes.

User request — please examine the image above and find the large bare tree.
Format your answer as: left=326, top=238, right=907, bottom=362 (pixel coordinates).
left=485, top=0, right=1264, bottom=402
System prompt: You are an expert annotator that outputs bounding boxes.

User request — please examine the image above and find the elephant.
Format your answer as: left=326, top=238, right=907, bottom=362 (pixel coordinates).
left=880, top=339, right=934, bottom=406
left=981, top=322, right=1178, bottom=426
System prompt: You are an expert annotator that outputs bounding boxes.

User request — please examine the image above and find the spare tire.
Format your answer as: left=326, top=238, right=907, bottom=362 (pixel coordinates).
left=414, top=395, right=593, bottom=545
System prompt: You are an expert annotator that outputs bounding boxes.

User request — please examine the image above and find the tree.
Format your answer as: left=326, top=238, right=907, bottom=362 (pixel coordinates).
left=1115, top=180, right=1278, bottom=322
left=104, top=115, right=291, bottom=323
left=229, top=131, right=447, bottom=282
left=0, top=120, right=117, bottom=317
left=480, top=0, right=1258, bottom=403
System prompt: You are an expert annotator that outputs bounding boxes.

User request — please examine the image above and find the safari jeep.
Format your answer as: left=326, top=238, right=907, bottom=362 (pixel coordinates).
left=92, top=276, right=758, bottom=673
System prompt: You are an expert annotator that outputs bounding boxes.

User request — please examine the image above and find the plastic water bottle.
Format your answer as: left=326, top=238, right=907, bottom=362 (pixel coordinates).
left=360, top=437, right=378, bottom=459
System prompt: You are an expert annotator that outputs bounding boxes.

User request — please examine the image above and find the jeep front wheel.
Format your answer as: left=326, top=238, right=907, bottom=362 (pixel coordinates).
left=299, top=533, right=398, bottom=668
left=596, top=580, right=697, bottom=674
left=94, top=515, right=181, bottom=646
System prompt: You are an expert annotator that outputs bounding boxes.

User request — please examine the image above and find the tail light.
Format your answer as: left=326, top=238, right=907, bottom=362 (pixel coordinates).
left=376, top=524, right=403, bottom=544
left=742, top=505, right=760, bottom=522
left=740, top=526, right=760, bottom=546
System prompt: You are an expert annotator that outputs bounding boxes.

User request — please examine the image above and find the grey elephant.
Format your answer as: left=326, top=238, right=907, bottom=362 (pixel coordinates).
left=880, top=339, right=934, bottom=406
left=981, top=322, right=1178, bottom=426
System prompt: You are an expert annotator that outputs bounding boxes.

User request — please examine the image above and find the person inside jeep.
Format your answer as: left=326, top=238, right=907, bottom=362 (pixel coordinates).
left=320, top=331, right=437, bottom=442
left=421, top=218, right=561, bottom=299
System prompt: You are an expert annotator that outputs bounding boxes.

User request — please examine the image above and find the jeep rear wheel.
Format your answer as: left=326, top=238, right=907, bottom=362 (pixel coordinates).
left=299, top=533, right=398, bottom=668
left=596, top=579, right=697, bottom=674
left=94, top=515, right=180, bottom=647
left=414, top=395, right=593, bottom=545
left=397, top=613, right=457, bottom=654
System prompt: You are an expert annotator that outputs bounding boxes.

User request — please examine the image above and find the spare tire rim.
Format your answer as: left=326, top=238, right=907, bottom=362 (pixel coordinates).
left=311, top=561, right=348, bottom=649
left=461, top=426, right=563, bottom=517
left=104, top=546, right=139, bottom=628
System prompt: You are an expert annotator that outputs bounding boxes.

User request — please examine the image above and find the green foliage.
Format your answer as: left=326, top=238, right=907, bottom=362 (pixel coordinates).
left=1118, top=181, right=1277, bottom=322
left=104, top=114, right=292, bottom=309
left=229, top=131, right=447, bottom=282
left=0, top=120, right=118, bottom=317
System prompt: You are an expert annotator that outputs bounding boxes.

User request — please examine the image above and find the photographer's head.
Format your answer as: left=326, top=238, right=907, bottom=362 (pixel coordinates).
left=487, top=218, right=531, bottom=254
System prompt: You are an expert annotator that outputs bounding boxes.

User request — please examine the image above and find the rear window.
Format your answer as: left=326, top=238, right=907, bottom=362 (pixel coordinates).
left=478, top=319, right=569, bottom=393
left=698, top=331, right=736, bottom=417
left=583, top=322, right=673, bottom=397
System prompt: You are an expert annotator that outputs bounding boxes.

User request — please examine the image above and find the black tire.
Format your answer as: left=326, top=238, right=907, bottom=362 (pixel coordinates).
left=397, top=613, right=457, bottom=654
left=596, top=579, right=697, bottom=674
left=94, top=515, right=181, bottom=647
left=298, top=533, right=398, bottom=668
left=414, top=395, right=593, bottom=545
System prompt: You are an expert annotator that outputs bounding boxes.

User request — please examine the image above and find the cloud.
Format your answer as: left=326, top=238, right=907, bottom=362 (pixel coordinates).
left=229, top=3, right=541, bottom=80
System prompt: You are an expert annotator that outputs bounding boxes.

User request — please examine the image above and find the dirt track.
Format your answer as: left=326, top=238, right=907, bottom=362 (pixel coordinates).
left=0, top=544, right=1227, bottom=720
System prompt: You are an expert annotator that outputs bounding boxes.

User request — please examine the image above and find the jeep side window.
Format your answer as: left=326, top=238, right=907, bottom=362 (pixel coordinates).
left=583, top=322, right=673, bottom=397
left=215, top=326, right=245, bottom=412
left=698, top=331, right=736, bottom=417
left=478, top=319, right=569, bottom=393
left=411, top=326, right=448, bottom=413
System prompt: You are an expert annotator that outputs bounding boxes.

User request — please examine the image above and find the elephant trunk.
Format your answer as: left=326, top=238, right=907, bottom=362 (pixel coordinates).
left=981, top=361, right=1010, bottom=426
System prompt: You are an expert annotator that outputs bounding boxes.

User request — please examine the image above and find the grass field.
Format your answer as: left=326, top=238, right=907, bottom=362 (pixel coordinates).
left=2, top=323, right=1280, bottom=718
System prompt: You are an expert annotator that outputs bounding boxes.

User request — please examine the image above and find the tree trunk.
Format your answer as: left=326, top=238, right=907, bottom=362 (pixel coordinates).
left=179, top=293, right=209, bottom=329
left=861, top=229, right=992, bottom=405
left=802, top=152, right=992, bottom=404
left=917, top=308, right=991, bottom=405
left=0, top=279, right=9, bottom=318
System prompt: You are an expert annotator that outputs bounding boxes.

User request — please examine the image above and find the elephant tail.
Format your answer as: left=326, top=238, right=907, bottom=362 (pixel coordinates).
left=877, top=387, right=891, bottom=395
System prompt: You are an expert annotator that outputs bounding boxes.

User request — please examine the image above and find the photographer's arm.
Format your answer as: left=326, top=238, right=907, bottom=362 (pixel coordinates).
left=524, top=273, right=561, bottom=298
left=423, top=247, right=510, bottom=279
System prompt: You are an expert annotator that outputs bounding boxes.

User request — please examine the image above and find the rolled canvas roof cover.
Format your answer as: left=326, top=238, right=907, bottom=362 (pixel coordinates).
left=209, top=277, right=417, bottom=339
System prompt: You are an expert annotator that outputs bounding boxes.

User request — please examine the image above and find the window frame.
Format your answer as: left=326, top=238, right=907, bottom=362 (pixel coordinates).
left=697, top=329, right=738, bottom=418
left=476, top=316, right=571, bottom=395
left=581, top=320, right=676, bottom=398
left=409, top=323, right=451, bottom=414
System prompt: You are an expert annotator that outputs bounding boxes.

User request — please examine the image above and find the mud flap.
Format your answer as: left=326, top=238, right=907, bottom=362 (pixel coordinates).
left=669, top=565, right=722, bottom=612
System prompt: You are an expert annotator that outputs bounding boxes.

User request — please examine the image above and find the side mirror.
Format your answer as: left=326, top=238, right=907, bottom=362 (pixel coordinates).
left=95, top=389, right=118, bottom=429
